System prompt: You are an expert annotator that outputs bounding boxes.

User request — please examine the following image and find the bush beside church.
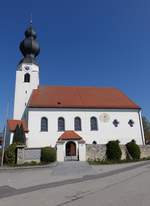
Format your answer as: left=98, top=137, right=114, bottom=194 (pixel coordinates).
left=2, top=139, right=150, bottom=166
left=3, top=145, right=56, bottom=166
left=87, top=140, right=150, bottom=163
left=1, top=123, right=150, bottom=165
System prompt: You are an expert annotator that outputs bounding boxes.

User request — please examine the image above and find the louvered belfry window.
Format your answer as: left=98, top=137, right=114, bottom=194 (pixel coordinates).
left=24, top=73, right=30, bottom=82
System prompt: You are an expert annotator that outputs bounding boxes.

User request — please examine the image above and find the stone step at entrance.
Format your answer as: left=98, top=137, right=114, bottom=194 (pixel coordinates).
left=64, top=156, right=79, bottom=161
left=51, top=161, right=96, bottom=176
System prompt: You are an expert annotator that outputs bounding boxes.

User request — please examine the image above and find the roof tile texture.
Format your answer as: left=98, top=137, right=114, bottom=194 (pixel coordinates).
left=28, top=86, right=140, bottom=109
left=7, top=120, right=28, bottom=133
left=58, top=130, right=82, bottom=141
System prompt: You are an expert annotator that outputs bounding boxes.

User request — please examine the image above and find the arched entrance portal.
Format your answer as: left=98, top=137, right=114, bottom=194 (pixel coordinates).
left=65, top=141, right=78, bottom=161
left=57, top=131, right=86, bottom=161
left=66, top=141, right=76, bottom=156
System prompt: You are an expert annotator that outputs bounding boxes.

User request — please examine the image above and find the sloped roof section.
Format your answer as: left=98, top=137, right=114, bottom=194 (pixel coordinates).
left=7, top=120, right=29, bottom=133
left=28, top=86, right=140, bottom=109
left=58, top=130, right=82, bottom=141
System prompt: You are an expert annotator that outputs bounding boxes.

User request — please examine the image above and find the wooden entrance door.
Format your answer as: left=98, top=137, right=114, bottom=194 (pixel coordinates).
left=66, top=141, right=76, bottom=156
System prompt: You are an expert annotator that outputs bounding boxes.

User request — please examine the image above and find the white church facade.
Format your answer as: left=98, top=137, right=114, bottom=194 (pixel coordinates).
left=7, top=25, right=145, bottom=161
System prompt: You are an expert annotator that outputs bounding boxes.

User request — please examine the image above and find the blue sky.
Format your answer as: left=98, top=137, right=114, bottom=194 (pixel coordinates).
left=0, top=0, right=150, bottom=130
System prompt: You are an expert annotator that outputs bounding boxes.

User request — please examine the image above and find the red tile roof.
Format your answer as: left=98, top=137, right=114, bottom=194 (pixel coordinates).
left=7, top=120, right=29, bottom=133
left=58, top=130, right=82, bottom=141
left=28, top=86, right=140, bottom=109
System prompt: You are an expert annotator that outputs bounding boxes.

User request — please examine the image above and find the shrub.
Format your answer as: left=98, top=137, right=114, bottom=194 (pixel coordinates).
left=126, top=140, right=141, bottom=160
left=106, top=140, right=122, bottom=161
left=23, top=161, right=38, bottom=166
left=41, top=147, right=56, bottom=163
left=4, top=143, right=17, bottom=165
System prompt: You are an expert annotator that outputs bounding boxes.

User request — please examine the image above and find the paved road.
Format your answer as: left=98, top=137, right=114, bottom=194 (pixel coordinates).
left=0, top=161, right=150, bottom=205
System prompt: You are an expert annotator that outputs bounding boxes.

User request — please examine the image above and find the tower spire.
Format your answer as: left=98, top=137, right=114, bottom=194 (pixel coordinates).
left=19, top=23, right=40, bottom=65
left=30, top=13, right=32, bottom=25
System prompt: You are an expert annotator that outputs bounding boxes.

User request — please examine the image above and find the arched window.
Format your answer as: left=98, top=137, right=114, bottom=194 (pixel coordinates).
left=24, top=73, right=30, bottom=83
left=58, top=117, right=65, bottom=131
left=90, top=117, right=98, bottom=131
left=74, top=117, right=81, bottom=131
left=92, top=141, right=97, bottom=145
left=41, top=117, right=48, bottom=131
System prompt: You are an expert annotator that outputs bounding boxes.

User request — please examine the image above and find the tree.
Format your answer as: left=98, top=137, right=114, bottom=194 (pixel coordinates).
left=13, top=124, right=26, bottom=145
left=142, top=116, right=150, bottom=144
left=19, top=124, right=26, bottom=144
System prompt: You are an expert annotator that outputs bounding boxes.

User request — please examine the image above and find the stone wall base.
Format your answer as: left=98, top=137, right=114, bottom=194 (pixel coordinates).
left=17, top=146, right=41, bottom=165
left=86, top=144, right=150, bottom=161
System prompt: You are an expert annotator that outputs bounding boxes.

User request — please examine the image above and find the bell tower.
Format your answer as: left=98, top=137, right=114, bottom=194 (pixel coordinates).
left=13, top=24, right=40, bottom=120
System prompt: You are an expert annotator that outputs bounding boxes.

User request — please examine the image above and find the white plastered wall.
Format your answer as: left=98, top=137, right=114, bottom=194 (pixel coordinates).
left=79, top=143, right=86, bottom=161
left=13, top=63, right=39, bottom=120
left=27, top=108, right=144, bottom=148
left=57, top=143, right=64, bottom=162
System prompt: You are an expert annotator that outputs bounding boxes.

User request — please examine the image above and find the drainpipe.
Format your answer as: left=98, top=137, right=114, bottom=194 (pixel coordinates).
left=138, top=109, right=145, bottom=145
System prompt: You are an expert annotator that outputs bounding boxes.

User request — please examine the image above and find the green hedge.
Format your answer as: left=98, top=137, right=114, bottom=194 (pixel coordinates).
left=4, top=143, right=17, bottom=165
left=106, top=140, right=122, bottom=161
left=41, top=147, right=56, bottom=163
left=126, top=140, right=141, bottom=160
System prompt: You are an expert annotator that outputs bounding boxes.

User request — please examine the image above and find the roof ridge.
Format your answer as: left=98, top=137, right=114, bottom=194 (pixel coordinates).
left=37, top=85, right=118, bottom=89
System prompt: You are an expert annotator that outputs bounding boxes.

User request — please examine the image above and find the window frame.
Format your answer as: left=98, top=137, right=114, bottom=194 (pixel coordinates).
left=113, top=119, right=119, bottom=127
left=92, top=141, right=97, bottom=145
left=24, top=73, right=30, bottom=83
left=58, top=117, right=65, bottom=131
left=128, top=119, right=134, bottom=127
left=41, top=117, right=48, bottom=132
left=74, top=117, right=82, bottom=131
left=90, top=117, right=98, bottom=131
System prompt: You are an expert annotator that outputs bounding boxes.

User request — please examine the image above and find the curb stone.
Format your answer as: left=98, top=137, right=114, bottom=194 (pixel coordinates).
left=0, top=162, right=58, bottom=171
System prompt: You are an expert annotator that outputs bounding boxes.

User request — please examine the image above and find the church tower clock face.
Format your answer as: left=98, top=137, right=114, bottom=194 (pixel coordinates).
left=24, top=66, right=30, bottom=71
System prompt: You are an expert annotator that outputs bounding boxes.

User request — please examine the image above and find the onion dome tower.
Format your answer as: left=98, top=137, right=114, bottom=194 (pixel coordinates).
left=19, top=24, right=40, bottom=65
left=13, top=23, right=40, bottom=120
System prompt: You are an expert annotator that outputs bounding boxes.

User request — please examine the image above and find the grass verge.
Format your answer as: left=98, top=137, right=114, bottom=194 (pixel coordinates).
left=88, top=157, right=150, bottom=165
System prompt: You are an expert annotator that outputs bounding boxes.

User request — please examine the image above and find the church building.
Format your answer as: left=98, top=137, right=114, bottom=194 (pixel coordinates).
left=6, top=25, right=145, bottom=161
